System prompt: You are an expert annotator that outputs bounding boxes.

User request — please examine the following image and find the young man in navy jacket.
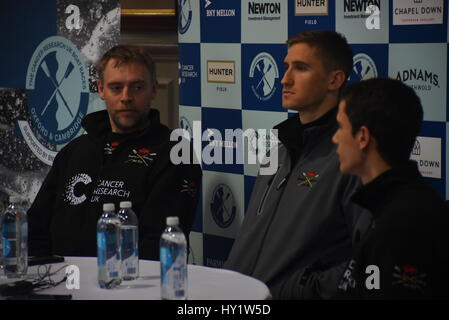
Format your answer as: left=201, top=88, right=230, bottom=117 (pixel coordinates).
left=333, top=77, right=449, bottom=299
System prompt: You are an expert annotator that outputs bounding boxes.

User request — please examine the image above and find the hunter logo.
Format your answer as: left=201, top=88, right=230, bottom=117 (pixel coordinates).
left=298, top=170, right=320, bottom=188
left=207, top=60, right=235, bottom=84
left=124, top=148, right=157, bottom=167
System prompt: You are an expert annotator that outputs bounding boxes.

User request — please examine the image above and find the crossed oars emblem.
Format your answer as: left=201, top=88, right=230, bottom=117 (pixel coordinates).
left=255, top=62, right=273, bottom=91
left=40, top=59, right=75, bottom=118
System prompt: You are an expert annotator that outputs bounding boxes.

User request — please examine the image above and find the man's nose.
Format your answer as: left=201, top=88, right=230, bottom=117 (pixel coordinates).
left=120, top=86, right=132, bottom=104
left=281, top=69, right=291, bottom=86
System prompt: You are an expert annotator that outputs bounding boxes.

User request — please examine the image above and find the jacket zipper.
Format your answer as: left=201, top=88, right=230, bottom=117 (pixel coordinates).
left=257, top=166, right=281, bottom=215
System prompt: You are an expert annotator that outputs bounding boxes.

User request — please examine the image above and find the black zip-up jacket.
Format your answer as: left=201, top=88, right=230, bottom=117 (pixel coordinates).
left=28, top=109, right=202, bottom=260
left=225, top=108, right=371, bottom=299
left=337, top=161, right=449, bottom=299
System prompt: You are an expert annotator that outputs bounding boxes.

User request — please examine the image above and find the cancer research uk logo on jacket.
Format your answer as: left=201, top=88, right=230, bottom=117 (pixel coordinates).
left=19, top=36, right=89, bottom=165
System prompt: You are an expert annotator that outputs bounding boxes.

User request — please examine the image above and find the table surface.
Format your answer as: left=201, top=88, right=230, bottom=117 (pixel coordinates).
left=1, top=257, right=271, bottom=300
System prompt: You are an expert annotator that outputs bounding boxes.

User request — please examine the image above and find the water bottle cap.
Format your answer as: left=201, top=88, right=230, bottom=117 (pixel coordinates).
left=103, top=203, right=115, bottom=211
left=120, top=201, right=132, bottom=208
left=9, top=195, right=21, bottom=204
left=166, top=216, right=179, bottom=226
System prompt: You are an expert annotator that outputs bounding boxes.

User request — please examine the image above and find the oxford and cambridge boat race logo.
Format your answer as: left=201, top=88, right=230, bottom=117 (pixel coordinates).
left=21, top=36, right=89, bottom=165
left=249, top=52, right=279, bottom=101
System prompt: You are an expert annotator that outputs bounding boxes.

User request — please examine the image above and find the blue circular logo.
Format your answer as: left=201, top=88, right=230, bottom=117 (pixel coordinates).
left=210, top=184, right=236, bottom=228
left=178, top=0, right=193, bottom=35
left=26, top=36, right=89, bottom=145
left=249, top=52, right=279, bottom=101
left=348, top=53, right=378, bottom=83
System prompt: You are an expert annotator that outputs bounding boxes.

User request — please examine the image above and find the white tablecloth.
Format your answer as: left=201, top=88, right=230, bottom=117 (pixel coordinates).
left=1, top=257, right=271, bottom=300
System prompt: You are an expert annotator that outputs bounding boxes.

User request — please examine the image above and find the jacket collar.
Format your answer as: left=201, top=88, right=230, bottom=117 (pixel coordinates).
left=274, top=107, right=338, bottom=160
left=351, top=160, right=422, bottom=219
left=81, top=108, right=168, bottom=144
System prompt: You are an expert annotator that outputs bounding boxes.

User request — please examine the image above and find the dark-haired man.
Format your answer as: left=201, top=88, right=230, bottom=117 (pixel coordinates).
left=28, top=45, right=201, bottom=260
left=224, top=30, right=370, bottom=299
left=333, top=77, right=449, bottom=299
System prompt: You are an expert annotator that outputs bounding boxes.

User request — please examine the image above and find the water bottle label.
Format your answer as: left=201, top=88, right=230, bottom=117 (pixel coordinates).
left=97, top=232, right=106, bottom=266
left=2, top=237, right=11, bottom=257
left=160, top=247, right=172, bottom=285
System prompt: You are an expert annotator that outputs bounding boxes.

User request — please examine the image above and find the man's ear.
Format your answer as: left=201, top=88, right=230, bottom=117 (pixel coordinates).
left=97, top=80, right=104, bottom=100
left=357, top=125, right=371, bottom=151
left=328, top=70, right=346, bottom=91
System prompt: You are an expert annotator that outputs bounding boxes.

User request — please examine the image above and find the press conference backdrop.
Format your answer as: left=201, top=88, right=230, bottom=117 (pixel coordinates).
left=178, top=0, right=449, bottom=267
left=0, top=1, right=447, bottom=269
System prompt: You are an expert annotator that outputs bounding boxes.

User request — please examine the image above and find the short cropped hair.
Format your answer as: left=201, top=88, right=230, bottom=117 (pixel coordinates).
left=96, top=45, right=156, bottom=84
left=342, top=78, right=423, bottom=167
left=287, top=30, right=353, bottom=82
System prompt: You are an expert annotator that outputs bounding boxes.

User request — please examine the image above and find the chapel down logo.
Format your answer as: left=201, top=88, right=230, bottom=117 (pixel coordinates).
left=178, top=0, right=193, bottom=34
left=22, top=36, right=89, bottom=165
left=249, top=52, right=279, bottom=101
left=210, top=184, right=236, bottom=228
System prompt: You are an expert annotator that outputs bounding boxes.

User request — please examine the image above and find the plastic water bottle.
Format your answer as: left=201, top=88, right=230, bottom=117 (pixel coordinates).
left=160, top=216, right=187, bottom=300
left=97, top=203, right=122, bottom=289
left=1, top=196, right=28, bottom=278
left=117, top=201, right=139, bottom=281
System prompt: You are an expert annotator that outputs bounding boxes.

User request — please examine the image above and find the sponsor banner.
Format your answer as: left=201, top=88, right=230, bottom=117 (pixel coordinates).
left=241, top=44, right=286, bottom=111
left=203, top=233, right=235, bottom=268
left=202, top=171, right=244, bottom=239
left=410, top=136, right=441, bottom=179
left=201, top=108, right=243, bottom=174
left=348, top=44, right=388, bottom=84
left=389, top=2, right=447, bottom=43
left=389, top=43, right=446, bottom=122
left=179, top=43, right=202, bottom=107
left=178, top=0, right=201, bottom=42
left=336, top=0, right=389, bottom=44
left=241, top=110, right=286, bottom=177
left=200, top=0, right=241, bottom=43
left=288, top=0, right=335, bottom=37
left=241, top=0, right=288, bottom=43
left=393, top=0, right=444, bottom=25
left=200, top=43, right=241, bottom=109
